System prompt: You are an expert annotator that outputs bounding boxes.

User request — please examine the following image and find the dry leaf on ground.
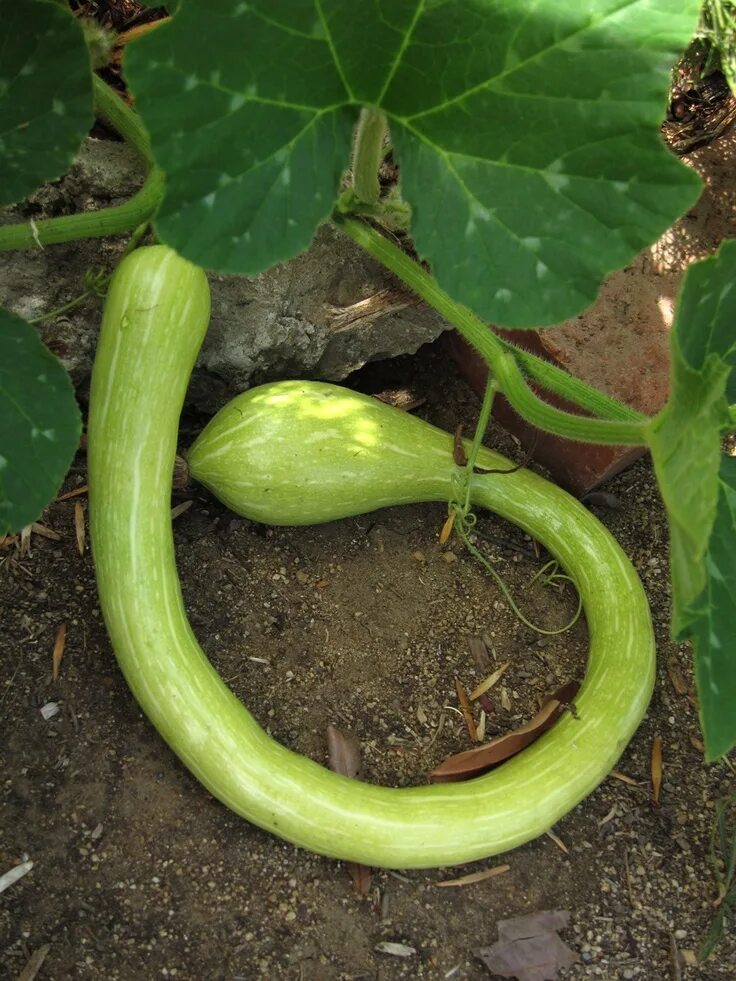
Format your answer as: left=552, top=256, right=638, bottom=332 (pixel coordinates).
left=52, top=624, right=67, bottom=681
left=651, top=735, right=663, bottom=806
left=74, top=502, right=85, bottom=555
left=474, top=909, right=578, bottom=980
left=455, top=679, right=479, bottom=742
left=429, top=683, right=579, bottom=782
left=325, top=725, right=371, bottom=895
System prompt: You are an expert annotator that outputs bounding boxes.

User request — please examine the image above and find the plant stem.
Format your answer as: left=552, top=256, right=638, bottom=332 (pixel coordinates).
left=0, top=168, right=164, bottom=251
left=92, top=74, right=153, bottom=165
left=0, top=78, right=162, bottom=251
left=466, top=377, right=497, bottom=475
left=335, top=217, right=649, bottom=447
left=495, top=335, right=645, bottom=423
left=351, top=108, right=387, bottom=205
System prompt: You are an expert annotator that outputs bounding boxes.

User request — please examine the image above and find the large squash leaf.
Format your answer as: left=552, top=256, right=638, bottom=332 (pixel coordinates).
left=647, top=239, right=736, bottom=759
left=688, top=456, right=736, bottom=760
left=0, top=309, right=81, bottom=535
left=0, top=0, right=93, bottom=206
left=125, top=0, right=702, bottom=328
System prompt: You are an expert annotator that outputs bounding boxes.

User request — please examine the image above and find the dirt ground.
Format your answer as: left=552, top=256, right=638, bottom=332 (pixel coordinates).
left=1, top=344, right=734, bottom=981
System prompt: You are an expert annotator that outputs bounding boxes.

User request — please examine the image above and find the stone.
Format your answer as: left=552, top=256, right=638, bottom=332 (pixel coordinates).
left=0, top=139, right=447, bottom=413
left=449, top=129, right=736, bottom=495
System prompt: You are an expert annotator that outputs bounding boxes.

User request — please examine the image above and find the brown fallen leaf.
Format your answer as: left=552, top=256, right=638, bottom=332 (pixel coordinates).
left=429, top=683, right=580, bottom=783
left=476, top=691, right=494, bottom=715
left=439, top=511, right=456, bottom=545
left=436, top=863, right=510, bottom=888
left=455, top=679, right=479, bottom=742
left=171, top=500, right=193, bottom=521
left=545, top=830, right=569, bottom=854
left=609, top=770, right=640, bottom=787
left=55, top=484, right=88, bottom=502
left=470, top=661, right=510, bottom=701
left=52, top=624, right=67, bottom=682
left=474, top=909, right=578, bottom=981
left=20, top=524, right=32, bottom=557
left=74, top=501, right=85, bottom=555
left=326, top=724, right=361, bottom=779
left=666, top=657, right=689, bottom=695
left=690, top=735, right=705, bottom=753
left=31, top=522, right=61, bottom=541
left=651, top=735, right=663, bottom=806
left=326, top=725, right=371, bottom=896
left=17, top=943, right=51, bottom=981
left=469, top=635, right=491, bottom=673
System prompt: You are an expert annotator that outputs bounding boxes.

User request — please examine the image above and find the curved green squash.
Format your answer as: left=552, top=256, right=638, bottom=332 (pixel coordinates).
left=89, top=245, right=655, bottom=869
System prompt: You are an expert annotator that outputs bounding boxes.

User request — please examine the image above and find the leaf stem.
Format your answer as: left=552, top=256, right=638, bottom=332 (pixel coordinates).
left=0, top=168, right=164, bottom=251
left=466, top=376, right=497, bottom=476
left=92, top=74, right=153, bottom=165
left=351, top=108, right=388, bottom=205
left=335, top=217, right=648, bottom=447
left=495, top=334, right=645, bottom=424
left=0, top=78, right=162, bottom=251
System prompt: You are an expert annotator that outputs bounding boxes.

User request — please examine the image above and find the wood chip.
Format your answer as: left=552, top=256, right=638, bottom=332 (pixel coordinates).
left=52, top=623, right=67, bottom=681
left=469, top=635, right=491, bottom=672
left=439, top=511, right=455, bottom=545
left=170, top=500, right=193, bottom=520
left=326, top=724, right=361, bottom=779
left=375, top=941, right=416, bottom=957
left=326, top=726, right=371, bottom=895
left=545, top=830, right=569, bottom=854
left=430, top=684, right=580, bottom=782
left=74, top=501, right=85, bottom=555
left=0, top=859, right=33, bottom=893
left=476, top=709, right=486, bottom=742
left=666, top=657, right=689, bottom=695
left=651, top=735, right=663, bottom=806
left=436, top=863, right=510, bottom=888
left=455, top=679, right=478, bottom=742
left=598, top=803, right=618, bottom=827
left=500, top=686, right=512, bottom=711
left=31, top=522, right=61, bottom=541
left=56, top=484, right=88, bottom=501
left=609, top=770, right=640, bottom=786
left=20, top=525, right=32, bottom=558
left=470, top=661, right=510, bottom=701
left=17, top=944, right=51, bottom=981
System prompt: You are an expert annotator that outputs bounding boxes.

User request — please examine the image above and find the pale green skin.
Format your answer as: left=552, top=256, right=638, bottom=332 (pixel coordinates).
left=89, top=245, right=655, bottom=869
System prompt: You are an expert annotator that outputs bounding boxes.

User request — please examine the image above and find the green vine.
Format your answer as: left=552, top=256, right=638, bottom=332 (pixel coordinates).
left=350, top=107, right=388, bottom=206
left=335, top=216, right=650, bottom=448
left=448, top=376, right=582, bottom=637
left=0, top=77, right=162, bottom=252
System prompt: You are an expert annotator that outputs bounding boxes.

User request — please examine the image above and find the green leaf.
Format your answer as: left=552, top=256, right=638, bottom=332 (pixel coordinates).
left=647, top=240, right=736, bottom=626
left=125, top=0, right=701, bottom=327
left=646, top=239, right=736, bottom=759
left=0, top=0, right=93, bottom=206
left=688, top=456, right=736, bottom=760
left=0, top=308, right=81, bottom=535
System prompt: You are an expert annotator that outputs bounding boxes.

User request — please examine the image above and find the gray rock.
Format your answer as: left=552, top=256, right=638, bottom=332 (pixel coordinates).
left=0, top=139, right=447, bottom=412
